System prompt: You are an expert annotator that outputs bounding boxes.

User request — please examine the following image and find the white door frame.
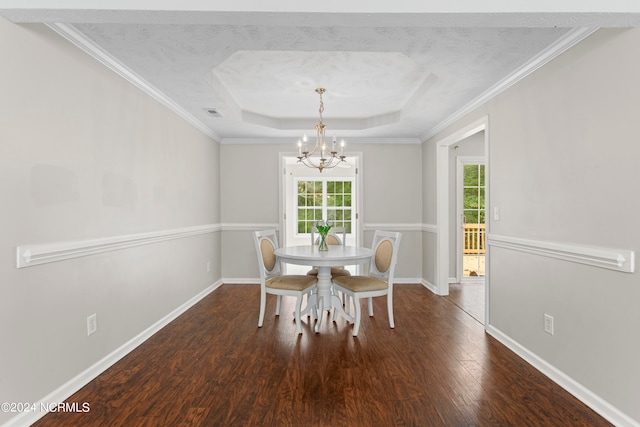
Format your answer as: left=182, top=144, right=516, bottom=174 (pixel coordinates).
left=456, top=156, right=486, bottom=282
left=436, top=116, right=489, bottom=303
left=278, top=152, right=364, bottom=249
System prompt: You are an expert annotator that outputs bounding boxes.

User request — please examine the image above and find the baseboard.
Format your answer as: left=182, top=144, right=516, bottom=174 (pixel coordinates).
left=420, top=279, right=438, bottom=294
left=393, top=278, right=423, bottom=285
left=486, top=325, right=639, bottom=427
left=222, top=278, right=260, bottom=285
left=221, top=278, right=423, bottom=286
left=4, top=280, right=224, bottom=427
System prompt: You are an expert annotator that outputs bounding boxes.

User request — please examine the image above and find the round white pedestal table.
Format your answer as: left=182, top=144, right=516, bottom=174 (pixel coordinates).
left=274, top=245, right=373, bottom=333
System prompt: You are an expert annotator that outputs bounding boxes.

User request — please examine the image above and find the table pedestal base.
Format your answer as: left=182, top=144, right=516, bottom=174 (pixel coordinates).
left=276, top=245, right=372, bottom=334
left=311, top=267, right=353, bottom=333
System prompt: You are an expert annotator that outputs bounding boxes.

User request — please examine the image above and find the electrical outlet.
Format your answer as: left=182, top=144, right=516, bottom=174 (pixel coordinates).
left=207, top=261, right=211, bottom=272
left=544, top=314, right=554, bottom=335
left=87, top=313, right=97, bottom=336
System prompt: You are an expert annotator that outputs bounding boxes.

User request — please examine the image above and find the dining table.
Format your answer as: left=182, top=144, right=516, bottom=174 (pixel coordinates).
left=274, top=244, right=373, bottom=333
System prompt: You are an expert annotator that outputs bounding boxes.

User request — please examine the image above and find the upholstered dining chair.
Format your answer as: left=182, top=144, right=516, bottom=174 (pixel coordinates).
left=307, top=224, right=352, bottom=278
left=253, top=230, right=318, bottom=334
left=331, top=230, right=402, bottom=337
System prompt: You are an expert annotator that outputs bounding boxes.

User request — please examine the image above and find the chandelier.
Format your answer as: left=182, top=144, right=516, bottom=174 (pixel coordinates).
left=296, top=88, right=346, bottom=172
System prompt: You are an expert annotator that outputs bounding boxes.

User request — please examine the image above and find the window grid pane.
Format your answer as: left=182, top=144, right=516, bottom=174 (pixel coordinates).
left=326, top=180, right=352, bottom=234
left=297, top=180, right=324, bottom=234
left=296, top=179, right=354, bottom=235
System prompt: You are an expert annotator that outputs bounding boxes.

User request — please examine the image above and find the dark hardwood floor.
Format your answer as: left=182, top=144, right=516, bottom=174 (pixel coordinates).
left=33, top=284, right=610, bottom=426
left=448, top=281, right=485, bottom=324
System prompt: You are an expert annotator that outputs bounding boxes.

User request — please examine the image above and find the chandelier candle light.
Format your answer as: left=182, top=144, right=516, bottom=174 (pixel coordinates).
left=297, top=88, right=346, bottom=172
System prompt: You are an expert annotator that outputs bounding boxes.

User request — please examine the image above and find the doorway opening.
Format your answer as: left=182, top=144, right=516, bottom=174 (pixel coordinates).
left=279, top=154, right=362, bottom=274
left=436, top=116, right=488, bottom=326
left=457, top=159, right=486, bottom=280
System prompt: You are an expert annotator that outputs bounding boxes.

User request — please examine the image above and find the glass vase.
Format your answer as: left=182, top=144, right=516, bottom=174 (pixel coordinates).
left=318, top=234, right=328, bottom=251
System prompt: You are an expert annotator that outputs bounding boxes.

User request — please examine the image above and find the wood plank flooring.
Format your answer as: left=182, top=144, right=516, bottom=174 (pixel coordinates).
left=33, top=284, right=610, bottom=426
left=448, top=281, right=485, bottom=324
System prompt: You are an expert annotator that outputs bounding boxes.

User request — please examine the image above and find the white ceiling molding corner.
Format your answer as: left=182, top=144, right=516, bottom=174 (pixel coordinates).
left=220, top=137, right=421, bottom=145
left=2, top=5, right=628, bottom=145
left=47, top=22, right=222, bottom=143
left=421, top=26, right=600, bottom=142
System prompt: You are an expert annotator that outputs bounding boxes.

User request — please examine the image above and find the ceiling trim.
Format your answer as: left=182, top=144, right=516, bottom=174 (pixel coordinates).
left=47, top=23, right=221, bottom=143
left=422, top=26, right=599, bottom=142
left=5, top=1, right=640, bottom=25
left=44, top=21, right=597, bottom=145
left=220, top=137, right=422, bottom=145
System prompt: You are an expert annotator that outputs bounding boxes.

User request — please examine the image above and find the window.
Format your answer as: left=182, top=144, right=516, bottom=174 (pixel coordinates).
left=463, top=164, right=485, bottom=226
left=462, top=163, right=485, bottom=278
left=296, top=178, right=353, bottom=235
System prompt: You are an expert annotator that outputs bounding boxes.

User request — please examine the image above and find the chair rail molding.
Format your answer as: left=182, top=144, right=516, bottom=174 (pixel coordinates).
left=221, top=223, right=280, bottom=231
left=363, top=223, right=423, bottom=232
left=488, top=233, right=635, bottom=273
left=422, top=223, right=438, bottom=234
left=16, top=224, right=220, bottom=268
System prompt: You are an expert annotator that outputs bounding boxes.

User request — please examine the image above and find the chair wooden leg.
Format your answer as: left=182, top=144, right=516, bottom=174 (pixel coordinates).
left=294, top=295, right=303, bottom=334
left=344, top=293, right=351, bottom=316
left=333, top=291, right=351, bottom=321
left=275, top=295, right=282, bottom=316
left=368, top=297, right=374, bottom=316
left=258, top=291, right=266, bottom=327
left=300, top=293, right=311, bottom=316
left=353, top=296, right=362, bottom=337
left=387, top=292, right=395, bottom=329
left=300, top=290, right=314, bottom=318
left=332, top=304, right=338, bottom=321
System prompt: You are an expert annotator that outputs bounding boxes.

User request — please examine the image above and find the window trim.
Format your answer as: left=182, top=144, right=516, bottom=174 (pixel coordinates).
left=294, top=177, right=355, bottom=238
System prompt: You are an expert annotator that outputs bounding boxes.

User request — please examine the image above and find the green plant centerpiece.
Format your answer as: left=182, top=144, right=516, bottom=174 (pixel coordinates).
left=316, top=220, right=332, bottom=251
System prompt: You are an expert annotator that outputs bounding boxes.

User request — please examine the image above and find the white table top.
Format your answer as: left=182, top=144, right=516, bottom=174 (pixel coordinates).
left=275, top=245, right=373, bottom=267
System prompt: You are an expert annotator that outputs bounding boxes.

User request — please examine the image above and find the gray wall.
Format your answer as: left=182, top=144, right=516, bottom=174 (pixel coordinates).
left=220, top=142, right=423, bottom=281
left=421, top=139, right=437, bottom=287
left=3, top=15, right=639, bottom=427
left=425, top=28, right=640, bottom=423
left=0, top=19, right=220, bottom=425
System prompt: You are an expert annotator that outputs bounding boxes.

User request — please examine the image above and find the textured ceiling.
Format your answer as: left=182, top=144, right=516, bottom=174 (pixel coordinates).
left=69, top=23, right=571, bottom=141
left=2, top=3, right=640, bottom=143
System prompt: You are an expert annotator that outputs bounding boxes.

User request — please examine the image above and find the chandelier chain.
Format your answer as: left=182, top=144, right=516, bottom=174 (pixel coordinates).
left=296, top=87, right=346, bottom=173
left=317, top=88, right=324, bottom=125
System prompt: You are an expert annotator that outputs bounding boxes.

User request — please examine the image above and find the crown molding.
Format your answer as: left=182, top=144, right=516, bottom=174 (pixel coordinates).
left=220, top=137, right=422, bottom=145
left=422, top=27, right=599, bottom=142
left=46, top=23, right=221, bottom=143
left=44, top=22, right=597, bottom=146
